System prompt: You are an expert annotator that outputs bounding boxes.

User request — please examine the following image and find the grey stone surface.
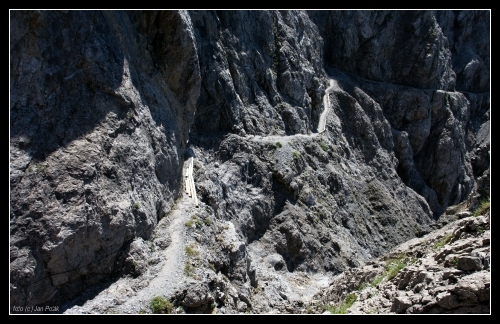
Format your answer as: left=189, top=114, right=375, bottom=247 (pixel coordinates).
left=312, top=211, right=490, bottom=314
left=10, top=10, right=200, bottom=308
left=10, top=10, right=489, bottom=314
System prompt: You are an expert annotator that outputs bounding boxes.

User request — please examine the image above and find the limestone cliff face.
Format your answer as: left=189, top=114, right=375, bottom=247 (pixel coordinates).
left=309, top=10, right=490, bottom=216
left=10, top=10, right=489, bottom=310
left=10, top=10, right=200, bottom=307
left=188, top=10, right=326, bottom=136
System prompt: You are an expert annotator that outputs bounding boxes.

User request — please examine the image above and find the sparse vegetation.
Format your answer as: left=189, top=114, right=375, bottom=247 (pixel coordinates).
left=150, top=296, right=173, bottom=314
left=275, top=141, right=282, bottom=148
left=184, top=263, right=195, bottom=276
left=184, top=243, right=201, bottom=278
left=384, top=255, right=407, bottom=280
left=185, top=244, right=199, bottom=257
left=319, top=141, right=328, bottom=152
left=324, top=293, right=357, bottom=314
left=34, top=163, right=48, bottom=174
left=185, top=214, right=205, bottom=227
left=433, top=232, right=454, bottom=249
left=370, top=275, right=384, bottom=287
left=357, top=282, right=368, bottom=291
left=293, top=151, right=300, bottom=159
left=164, top=197, right=182, bottom=219
left=473, top=198, right=490, bottom=217
left=133, top=202, right=140, bottom=210
left=370, top=253, right=411, bottom=286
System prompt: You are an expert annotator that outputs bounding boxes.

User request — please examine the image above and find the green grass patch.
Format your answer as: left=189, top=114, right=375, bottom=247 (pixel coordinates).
left=185, top=244, right=199, bottom=257
left=433, top=232, right=454, bottom=249
left=370, top=275, right=384, bottom=287
left=370, top=253, right=411, bottom=286
left=473, top=198, right=490, bottom=217
left=150, top=296, right=173, bottom=314
left=275, top=142, right=282, bottom=148
left=385, top=257, right=407, bottom=280
left=357, top=282, right=368, bottom=291
left=325, top=293, right=357, bottom=314
left=184, top=263, right=195, bottom=276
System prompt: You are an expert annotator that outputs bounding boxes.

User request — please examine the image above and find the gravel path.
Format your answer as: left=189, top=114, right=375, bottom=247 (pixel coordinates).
left=318, top=78, right=336, bottom=133
left=63, top=169, right=198, bottom=314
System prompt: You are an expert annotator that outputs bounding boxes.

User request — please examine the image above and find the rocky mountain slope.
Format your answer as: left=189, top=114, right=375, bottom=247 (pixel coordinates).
left=10, top=10, right=489, bottom=314
left=308, top=200, right=490, bottom=314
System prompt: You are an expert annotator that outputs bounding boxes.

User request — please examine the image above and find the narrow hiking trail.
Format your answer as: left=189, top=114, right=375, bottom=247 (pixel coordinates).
left=63, top=75, right=338, bottom=314
left=112, top=195, right=196, bottom=313
left=245, top=75, right=339, bottom=146
left=64, top=162, right=199, bottom=314
left=318, top=78, right=338, bottom=133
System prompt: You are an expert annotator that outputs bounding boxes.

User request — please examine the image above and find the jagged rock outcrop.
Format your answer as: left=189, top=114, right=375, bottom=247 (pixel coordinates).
left=10, top=9, right=489, bottom=313
left=188, top=10, right=326, bottom=136
left=308, top=206, right=490, bottom=314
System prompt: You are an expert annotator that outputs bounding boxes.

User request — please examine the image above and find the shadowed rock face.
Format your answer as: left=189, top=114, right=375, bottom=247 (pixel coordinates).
left=309, top=10, right=457, bottom=91
left=10, top=10, right=489, bottom=311
left=10, top=10, right=200, bottom=307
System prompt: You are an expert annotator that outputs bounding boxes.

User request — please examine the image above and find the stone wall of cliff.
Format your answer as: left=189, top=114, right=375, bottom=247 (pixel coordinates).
left=10, top=10, right=200, bottom=307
